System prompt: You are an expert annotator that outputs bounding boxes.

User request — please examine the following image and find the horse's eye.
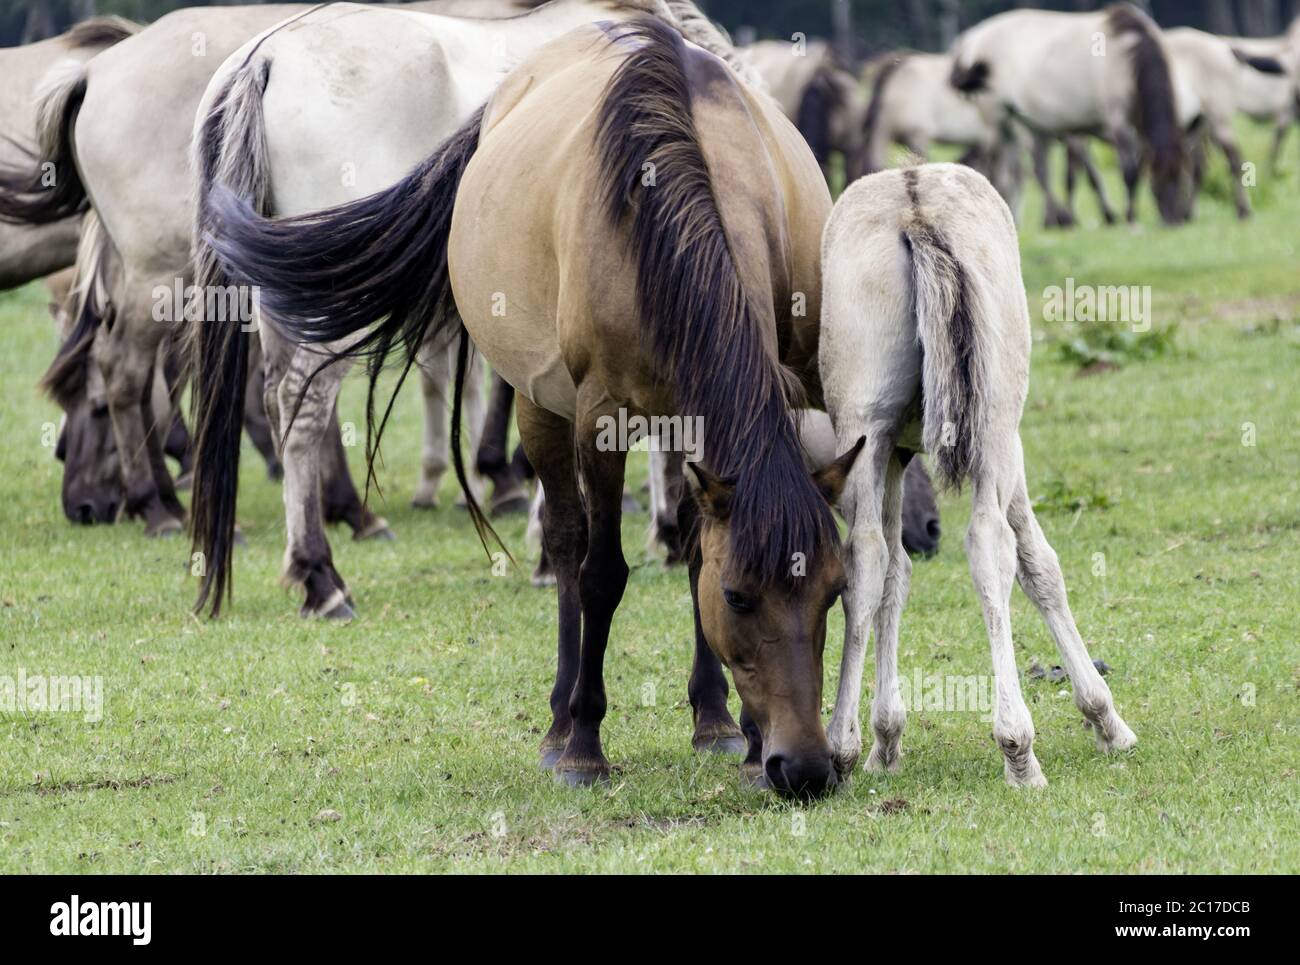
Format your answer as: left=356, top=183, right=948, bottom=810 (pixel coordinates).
left=723, top=589, right=754, bottom=614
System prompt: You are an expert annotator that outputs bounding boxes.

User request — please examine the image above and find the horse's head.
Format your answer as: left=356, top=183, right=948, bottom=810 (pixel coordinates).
left=686, top=439, right=862, bottom=799
left=46, top=299, right=122, bottom=525
left=900, top=457, right=942, bottom=557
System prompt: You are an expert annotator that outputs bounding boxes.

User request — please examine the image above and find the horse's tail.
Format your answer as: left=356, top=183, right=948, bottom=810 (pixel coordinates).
left=187, top=56, right=277, bottom=617
left=595, top=17, right=836, bottom=584
left=0, top=60, right=91, bottom=225
left=1105, top=5, right=1185, bottom=192
left=862, top=54, right=906, bottom=174
left=1231, top=48, right=1287, bottom=74
left=949, top=56, right=990, bottom=94
left=901, top=178, right=990, bottom=491
left=63, top=14, right=141, bottom=50
left=198, top=86, right=496, bottom=605
left=795, top=67, right=840, bottom=170
left=39, top=209, right=113, bottom=408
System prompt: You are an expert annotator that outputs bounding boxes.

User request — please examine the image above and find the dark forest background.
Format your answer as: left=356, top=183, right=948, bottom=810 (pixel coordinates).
left=3, top=0, right=1298, bottom=54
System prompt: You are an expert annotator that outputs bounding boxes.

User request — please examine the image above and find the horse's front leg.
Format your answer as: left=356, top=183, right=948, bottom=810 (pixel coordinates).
left=553, top=397, right=630, bottom=786
left=676, top=480, right=743, bottom=754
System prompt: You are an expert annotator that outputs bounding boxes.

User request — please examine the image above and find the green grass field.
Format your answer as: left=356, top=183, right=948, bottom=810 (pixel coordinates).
left=1, top=124, right=1297, bottom=873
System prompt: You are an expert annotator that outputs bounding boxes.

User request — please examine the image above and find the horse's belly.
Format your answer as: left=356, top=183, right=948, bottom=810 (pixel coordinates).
left=462, top=310, right=578, bottom=421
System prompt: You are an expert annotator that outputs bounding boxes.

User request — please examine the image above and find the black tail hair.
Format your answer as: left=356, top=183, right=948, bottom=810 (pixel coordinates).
left=0, top=64, right=89, bottom=225
left=1232, top=48, right=1286, bottom=74
left=596, top=18, right=837, bottom=584
left=40, top=211, right=113, bottom=409
left=200, top=102, right=504, bottom=602
left=795, top=67, right=841, bottom=170
left=949, top=58, right=989, bottom=94
left=862, top=53, right=907, bottom=174
left=188, top=58, right=278, bottom=617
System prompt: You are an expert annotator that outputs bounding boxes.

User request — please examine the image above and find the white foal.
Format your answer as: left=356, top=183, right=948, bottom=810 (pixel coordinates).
left=820, top=163, right=1136, bottom=788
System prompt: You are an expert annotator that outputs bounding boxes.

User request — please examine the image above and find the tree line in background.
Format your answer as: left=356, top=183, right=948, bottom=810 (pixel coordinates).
left=3, top=0, right=1299, bottom=57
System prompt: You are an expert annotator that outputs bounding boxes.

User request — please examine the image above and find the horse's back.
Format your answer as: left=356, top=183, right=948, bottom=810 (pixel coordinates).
left=452, top=23, right=824, bottom=419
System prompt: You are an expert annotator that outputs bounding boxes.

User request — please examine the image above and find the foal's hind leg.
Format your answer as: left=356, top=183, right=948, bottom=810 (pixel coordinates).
left=967, top=471, right=1046, bottom=788
left=1006, top=450, right=1136, bottom=754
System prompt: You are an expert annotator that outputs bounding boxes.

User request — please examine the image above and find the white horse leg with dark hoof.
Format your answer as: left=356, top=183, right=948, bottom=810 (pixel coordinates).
left=277, top=346, right=354, bottom=620
left=865, top=454, right=910, bottom=774
left=1006, top=458, right=1135, bottom=753
left=967, top=475, right=1045, bottom=788
left=411, top=338, right=450, bottom=509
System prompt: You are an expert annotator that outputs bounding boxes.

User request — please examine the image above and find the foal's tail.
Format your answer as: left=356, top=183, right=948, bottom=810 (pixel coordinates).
left=188, top=56, right=278, bottom=617
left=0, top=60, right=91, bottom=225
left=901, top=188, right=989, bottom=491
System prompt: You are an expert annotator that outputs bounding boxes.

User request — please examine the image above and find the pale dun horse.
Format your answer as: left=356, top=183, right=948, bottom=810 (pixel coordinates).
left=820, top=163, right=1136, bottom=788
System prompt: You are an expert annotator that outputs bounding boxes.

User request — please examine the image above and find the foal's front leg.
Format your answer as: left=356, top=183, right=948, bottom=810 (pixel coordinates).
left=827, top=441, right=890, bottom=777
left=864, top=455, right=910, bottom=774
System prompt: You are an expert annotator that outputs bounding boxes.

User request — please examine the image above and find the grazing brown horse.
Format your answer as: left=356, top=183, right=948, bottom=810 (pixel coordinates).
left=206, top=19, right=858, bottom=797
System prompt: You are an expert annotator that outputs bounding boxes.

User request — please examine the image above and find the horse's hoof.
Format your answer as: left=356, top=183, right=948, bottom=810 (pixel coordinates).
left=321, top=600, right=356, bottom=622
left=490, top=494, right=531, bottom=518
left=692, top=733, right=746, bottom=756
left=145, top=516, right=184, bottom=538
left=539, top=747, right=564, bottom=770
left=742, top=762, right=768, bottom=790
left=554, top=766, right=610, bottom=788
left=531, top=568, right=557, bottom=589
left=174, top=472, right=193, bottom=491
left=620, top=493, right=642, bottom=514
left=409, top=493, right=438, bottom=510
left=354, top=521, right=395, bottom=542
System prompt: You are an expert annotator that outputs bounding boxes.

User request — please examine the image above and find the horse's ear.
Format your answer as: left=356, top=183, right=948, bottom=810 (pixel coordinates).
left=814, top=436, right=865, bottom=507
left=685, top=461, right=733, bottom=520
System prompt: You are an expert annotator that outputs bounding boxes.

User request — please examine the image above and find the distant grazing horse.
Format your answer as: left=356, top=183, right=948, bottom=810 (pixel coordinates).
left=861, top=51, right=1023, bottom=214
left=951, top=4, right=1189, bottom=226
left=0, top=1, right=528, bottom=539
left=188, top=0, right=755, bottom=620
left=1227, top=26, right=1300, bottom=174
left=744, top=38, right=866, bottom=180
left=1164, top=28, right=1285, bottom=219
left=207, top=19, right=856, bottom=797
left=0, top=16, right=139, bottom=291
left=820, top=163, right=1136, bottom=787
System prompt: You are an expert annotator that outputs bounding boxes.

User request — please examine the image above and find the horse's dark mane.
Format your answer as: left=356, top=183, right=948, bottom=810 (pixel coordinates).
left=1105, top=4, right=1184, bottom=182
left=595, top=17, right=837, bottom=585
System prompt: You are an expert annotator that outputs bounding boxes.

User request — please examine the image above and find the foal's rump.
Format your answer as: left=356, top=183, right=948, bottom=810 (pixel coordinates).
left=821, top=164, right=1028, bottom=489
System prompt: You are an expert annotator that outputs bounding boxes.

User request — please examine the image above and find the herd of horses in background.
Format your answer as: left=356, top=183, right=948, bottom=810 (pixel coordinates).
left=17, top=0, right=1290, bottom=796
